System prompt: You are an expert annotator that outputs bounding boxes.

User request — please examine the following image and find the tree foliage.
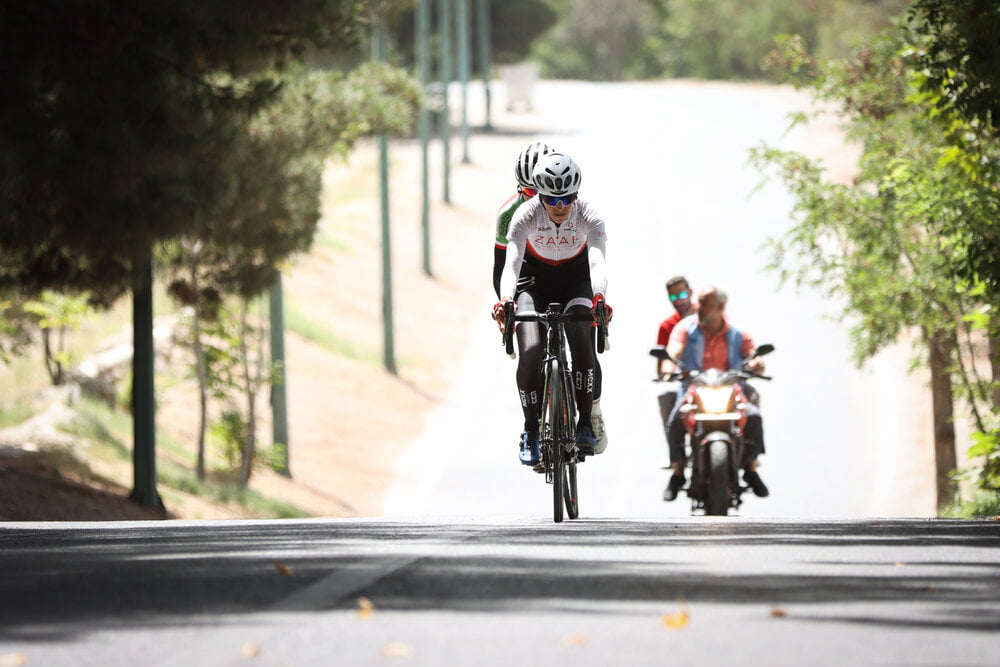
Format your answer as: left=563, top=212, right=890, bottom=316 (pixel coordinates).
left=753, top=23, right=1000, bottom=499
left=530, top=0, right=910, bottom=81
left=389, top=0, right=557, bottom=70
left=0, top=0, right=369, bottom=306
left=909, top=0, right=1000, bottom=300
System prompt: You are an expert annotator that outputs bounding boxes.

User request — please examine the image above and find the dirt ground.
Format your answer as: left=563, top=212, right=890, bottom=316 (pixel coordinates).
left=0, top=94, right=548, bottom=521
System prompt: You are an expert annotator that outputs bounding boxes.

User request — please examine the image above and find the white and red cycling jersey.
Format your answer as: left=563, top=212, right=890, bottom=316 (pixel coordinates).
left=499, top=195, right=608, bottom=304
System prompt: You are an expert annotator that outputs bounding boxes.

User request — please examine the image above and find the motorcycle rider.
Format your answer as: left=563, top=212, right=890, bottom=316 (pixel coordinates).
left=655, top=275, right=697, bottom=500
left=492, top=152, right=610, bottom=466
left=660, top=285, right=769, bottom=500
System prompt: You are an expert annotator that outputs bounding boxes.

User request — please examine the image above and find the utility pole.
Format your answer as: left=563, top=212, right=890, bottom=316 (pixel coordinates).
left=416, top=0, right=433, bottom=276
left=457, top=0, right=471, bottom=164
left=476, top=0, right=493, bottom=131
left=373, top=7, right=397, bottom=374
left=438, top=0, right=452, bottom=204
left=269, top=269, right=290, bottom=476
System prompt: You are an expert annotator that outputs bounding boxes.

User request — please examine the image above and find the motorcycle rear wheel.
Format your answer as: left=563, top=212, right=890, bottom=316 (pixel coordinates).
left=705, top=440, right=730, bottom=516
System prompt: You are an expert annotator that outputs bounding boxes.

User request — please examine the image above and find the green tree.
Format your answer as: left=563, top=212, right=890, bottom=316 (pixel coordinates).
left=0, top=0, right=369, bottom=306
left=753, top=27, right=999, bottom=510
left=165, top=62, right=421, bottom=481
left=22, top=290, right=96, bottom=386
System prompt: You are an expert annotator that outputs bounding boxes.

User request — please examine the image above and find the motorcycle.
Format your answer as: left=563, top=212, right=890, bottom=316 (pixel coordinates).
left=649, top=343, right=774, bottom=516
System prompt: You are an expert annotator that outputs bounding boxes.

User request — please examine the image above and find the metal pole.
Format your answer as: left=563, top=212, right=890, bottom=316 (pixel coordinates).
left=438, top=0, right=452, bottom=204
left=130, top=247, right=164, bottom=510
left=476, top=0, right=493, bottom=130
left=417, top=0, right=432, bottom=276
left=373, top=10, right=397, bottom=374
left=269, top=269, right=290, bottom=476
left=457, top=0, right=471, bottom=164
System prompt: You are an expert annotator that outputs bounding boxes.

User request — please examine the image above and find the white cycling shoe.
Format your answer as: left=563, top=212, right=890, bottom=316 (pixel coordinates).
left=591, top=401, right=608, bottom=454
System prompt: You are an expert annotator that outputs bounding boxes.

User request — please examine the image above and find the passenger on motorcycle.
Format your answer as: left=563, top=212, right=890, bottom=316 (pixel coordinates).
left=655, top=275, right=698, bottom=499
left=492, top=152, right=610, bottom=466
left=660, top=285, right=769, bottom=500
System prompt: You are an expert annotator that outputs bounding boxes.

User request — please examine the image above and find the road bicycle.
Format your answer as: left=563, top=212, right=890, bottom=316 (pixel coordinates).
left=503, top=299, right=608, bottom=522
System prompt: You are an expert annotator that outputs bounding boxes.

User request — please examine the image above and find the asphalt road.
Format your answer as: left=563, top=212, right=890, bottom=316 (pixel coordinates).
left=1, top=518, right=998, bottom=665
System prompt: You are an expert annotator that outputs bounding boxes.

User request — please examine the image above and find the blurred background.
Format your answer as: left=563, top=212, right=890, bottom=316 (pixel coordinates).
left=2, top=0, right=997, bottom=521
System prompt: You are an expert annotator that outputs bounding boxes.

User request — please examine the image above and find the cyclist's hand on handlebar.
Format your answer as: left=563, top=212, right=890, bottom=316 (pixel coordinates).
left=591, top=294, right=613, bottom=326
left=492, top=298, right=515, bottom=333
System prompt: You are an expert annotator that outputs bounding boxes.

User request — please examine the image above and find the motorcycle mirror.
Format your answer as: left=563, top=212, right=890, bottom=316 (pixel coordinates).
left=755, top=343, right=775, bottom=357
left=649, top=346, right=672, bottom=361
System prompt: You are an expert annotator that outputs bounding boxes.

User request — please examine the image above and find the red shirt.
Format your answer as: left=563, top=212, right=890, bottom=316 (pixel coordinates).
left=669, top=315, right=755, bottom=371
left=656, top=312, right=682, bottom=346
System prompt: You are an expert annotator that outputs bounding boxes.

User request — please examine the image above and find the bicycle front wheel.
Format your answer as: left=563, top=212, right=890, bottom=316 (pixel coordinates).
left=563, top=461, right=578, bottom=519
left=545, top=358, right=566, bottom=523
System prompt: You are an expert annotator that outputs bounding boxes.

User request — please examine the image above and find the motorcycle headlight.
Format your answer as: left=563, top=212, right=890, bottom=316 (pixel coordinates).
left=697, top=387, right=733, bottom=414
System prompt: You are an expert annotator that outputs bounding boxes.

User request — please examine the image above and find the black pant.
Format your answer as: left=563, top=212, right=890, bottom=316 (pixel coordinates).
left=514, top=289, right=599, bottom=433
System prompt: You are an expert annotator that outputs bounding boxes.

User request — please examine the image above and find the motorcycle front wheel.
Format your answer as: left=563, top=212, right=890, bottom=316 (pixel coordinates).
left=705, top=440, right=730, bottom=516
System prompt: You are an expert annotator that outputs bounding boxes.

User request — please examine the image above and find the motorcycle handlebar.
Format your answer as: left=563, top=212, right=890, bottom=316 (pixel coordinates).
left=654, top=369, right=773, bottom=383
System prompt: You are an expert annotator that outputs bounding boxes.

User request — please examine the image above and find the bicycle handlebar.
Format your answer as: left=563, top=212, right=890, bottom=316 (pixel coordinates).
left=502, top=303, right=609, bottom=358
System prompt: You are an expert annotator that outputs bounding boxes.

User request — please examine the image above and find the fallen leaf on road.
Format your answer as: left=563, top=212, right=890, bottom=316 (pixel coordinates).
left=660, top=608, right=690, bottom=630
left=560, top=633, right=589, bottom=647
left=919, top=585, right=941, bottom=592
left=241, top=643, right=260, bottom=658
left=273, top=563, right=295, bottom=575
left=0, top=654, right=27, bottom=667
left=357, top=596, right=376, bottom=619
left=868, top=522, right=880, bottom=527
left=894, top=562, right=906, bottom=567
left=770, top=607, right=788, bottom=618
left=382, top=642, right=415, bottom=658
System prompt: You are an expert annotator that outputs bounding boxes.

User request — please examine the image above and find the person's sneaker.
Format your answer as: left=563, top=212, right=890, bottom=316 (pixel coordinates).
left=519, top=431, right=540, bottom=466
left=662, top=473, right=685, bottom=501
left=576, top=425, right=597, bottom=455
left=591, top=402, right=608, bottom=454
left=744, top=469, right=769, bottom=497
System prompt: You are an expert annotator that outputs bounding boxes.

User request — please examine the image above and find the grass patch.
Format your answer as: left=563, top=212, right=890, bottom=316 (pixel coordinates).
left=0, top=401, right=35, bottom=429
left=284, top=304, right=380, bottom=363
left=158, top=460, right=309, bottom=518
left=942, top=491, right=1000, bottom=519
left=314, top=231, right=354, bottom=253
left=60, top=397, right=131, bottom=461
left=56, top=395, right=309, bottom=519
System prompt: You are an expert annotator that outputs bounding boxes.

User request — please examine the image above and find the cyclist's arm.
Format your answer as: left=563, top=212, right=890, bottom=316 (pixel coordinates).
left=587, top=238, right=608, bottom=298
left=492, top=245, right=505, bottom=300
left=499, top=239, right=525, bottom=301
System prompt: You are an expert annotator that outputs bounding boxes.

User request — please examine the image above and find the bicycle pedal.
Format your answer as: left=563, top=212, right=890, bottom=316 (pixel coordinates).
left=532, top=464, right=545, bottom=474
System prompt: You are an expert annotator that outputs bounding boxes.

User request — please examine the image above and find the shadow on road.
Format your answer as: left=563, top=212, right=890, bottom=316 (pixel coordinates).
left=2, top=519, right=998, bottom=640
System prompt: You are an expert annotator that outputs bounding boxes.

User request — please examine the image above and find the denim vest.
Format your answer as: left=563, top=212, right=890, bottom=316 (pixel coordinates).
left=679, top=317, right=744, bottom=372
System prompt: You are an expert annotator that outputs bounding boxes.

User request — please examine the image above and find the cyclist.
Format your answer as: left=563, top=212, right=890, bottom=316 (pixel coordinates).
left=654, top=275, right=697, bottom=500
left=660, top=285, right=769, bottom=501
left=493, top=152, right=610, bottom=466
left=492, top=141, right=554, bottom=299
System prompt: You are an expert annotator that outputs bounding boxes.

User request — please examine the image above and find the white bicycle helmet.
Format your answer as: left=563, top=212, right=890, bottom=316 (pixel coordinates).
left=532, top=152, right=582, bottom=197
left=514, top=141, right=553, bottom=188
